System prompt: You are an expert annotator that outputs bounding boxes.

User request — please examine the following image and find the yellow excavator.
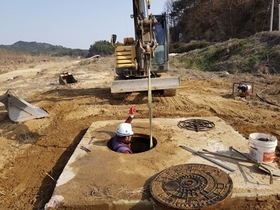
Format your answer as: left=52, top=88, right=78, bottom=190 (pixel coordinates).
left=111, top=0, right=180, bottom=96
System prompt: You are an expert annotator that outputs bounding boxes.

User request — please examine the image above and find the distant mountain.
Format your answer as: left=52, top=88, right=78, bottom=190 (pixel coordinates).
left=0, top=41, right=88, bottom=57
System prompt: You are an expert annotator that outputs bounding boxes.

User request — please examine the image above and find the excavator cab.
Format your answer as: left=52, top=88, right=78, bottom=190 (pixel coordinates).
left=152, top=14, right=169, bottom=72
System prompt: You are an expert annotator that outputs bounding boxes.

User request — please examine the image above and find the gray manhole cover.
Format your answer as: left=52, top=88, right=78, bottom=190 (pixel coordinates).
left=150, top=164, right=233, bottom=210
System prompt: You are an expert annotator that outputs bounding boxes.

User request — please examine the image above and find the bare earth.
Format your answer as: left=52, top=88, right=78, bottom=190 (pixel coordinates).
left=0, top=56, right=279, bottom=209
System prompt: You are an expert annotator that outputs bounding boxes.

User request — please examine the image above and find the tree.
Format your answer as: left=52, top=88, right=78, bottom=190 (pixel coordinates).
left=165, top=0, right=277, bottom=43
left=164, top=0, right=177, bottom=27
left=87, top=40, right=114, bottom=57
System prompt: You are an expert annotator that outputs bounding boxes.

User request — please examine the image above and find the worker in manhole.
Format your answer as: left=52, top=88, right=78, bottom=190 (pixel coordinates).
left=112, top=106, right=136, bottom=154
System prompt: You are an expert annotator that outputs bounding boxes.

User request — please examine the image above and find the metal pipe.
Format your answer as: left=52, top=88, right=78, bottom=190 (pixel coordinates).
left=148, top=56, right=153, bottom=148
left=179, top=145, right=235, bottom=172
left=199, top=149, right=256, bottom=163
left=270, top=0, right=275, bottom=31
left=140, top=0, right=148, bottom=18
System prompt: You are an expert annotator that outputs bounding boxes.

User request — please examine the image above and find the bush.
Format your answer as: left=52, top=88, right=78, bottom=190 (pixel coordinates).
left=87, top=40, right=114, bottom=57
left=170, top=40, right=210, bottom=53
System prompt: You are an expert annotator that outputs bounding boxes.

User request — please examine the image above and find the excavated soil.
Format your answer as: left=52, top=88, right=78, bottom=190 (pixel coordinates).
left=0, top=56, right=279, bottom=210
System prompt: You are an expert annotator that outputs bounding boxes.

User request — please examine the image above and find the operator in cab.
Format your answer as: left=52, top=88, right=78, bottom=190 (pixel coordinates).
left=111, top=106, right=136, bottom=154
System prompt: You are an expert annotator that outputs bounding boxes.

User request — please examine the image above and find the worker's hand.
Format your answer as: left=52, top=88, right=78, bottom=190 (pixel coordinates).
left=129, top=106, right=136, bottom=115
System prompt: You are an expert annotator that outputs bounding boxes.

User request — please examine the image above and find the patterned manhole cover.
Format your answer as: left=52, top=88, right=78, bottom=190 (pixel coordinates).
left=150, top=164, right=233, bottom=210
left=178, top=119, right=215, bottom=132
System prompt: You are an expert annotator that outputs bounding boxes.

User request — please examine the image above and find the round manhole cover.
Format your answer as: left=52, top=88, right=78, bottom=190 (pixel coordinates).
left=178, top=119, right=215, bottom=132
left=150, top=164, right=233, bottom=210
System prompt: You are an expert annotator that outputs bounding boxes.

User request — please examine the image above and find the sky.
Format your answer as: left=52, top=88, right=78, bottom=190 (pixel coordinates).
left=0, top=0, right=166, bottom=49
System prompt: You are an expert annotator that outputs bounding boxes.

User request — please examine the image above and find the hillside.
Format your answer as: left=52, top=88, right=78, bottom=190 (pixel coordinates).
left=169, top=0, right=280, bottom=43
left=171, top=31, right=280, bottom=74
left=0, top=41, right=88, bottom=57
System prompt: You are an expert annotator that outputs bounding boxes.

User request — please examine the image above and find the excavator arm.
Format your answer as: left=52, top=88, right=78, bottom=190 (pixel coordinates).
left=132, top=0, right=158, bottom=75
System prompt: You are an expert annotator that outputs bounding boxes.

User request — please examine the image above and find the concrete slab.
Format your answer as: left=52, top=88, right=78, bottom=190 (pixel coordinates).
left=45, top=117, right=280, bottom=209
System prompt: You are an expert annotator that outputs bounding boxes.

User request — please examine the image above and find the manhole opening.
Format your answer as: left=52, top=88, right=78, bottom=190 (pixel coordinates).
left=107, top=133, right=157, bottom=154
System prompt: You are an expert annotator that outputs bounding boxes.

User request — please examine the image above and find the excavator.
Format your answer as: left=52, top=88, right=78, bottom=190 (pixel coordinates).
left=111, top=0, right=180, bottom=96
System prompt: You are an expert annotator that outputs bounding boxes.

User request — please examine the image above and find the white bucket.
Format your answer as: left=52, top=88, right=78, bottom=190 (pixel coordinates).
left=249, top=133, right=278, bottom=163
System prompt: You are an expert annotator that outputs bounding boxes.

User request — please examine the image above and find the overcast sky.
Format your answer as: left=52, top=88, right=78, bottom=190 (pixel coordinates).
left=0, top=0, right=166, bottom=49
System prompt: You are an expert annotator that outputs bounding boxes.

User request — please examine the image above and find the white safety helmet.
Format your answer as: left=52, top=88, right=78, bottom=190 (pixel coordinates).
left=116, top=123, right=134, bottom=137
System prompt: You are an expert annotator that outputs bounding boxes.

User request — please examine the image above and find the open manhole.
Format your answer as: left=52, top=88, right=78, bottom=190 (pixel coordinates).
left=150, top=164, right=233, bottom=210
left=107, top=133, right=157, bottom=154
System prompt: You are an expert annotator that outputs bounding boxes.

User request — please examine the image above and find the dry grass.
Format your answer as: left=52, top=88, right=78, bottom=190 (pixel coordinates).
left=171, top=31, right=280, bottom=74
left=0, top=48, right=33, bottom=63
left=0, top=49, right=56, bottom=73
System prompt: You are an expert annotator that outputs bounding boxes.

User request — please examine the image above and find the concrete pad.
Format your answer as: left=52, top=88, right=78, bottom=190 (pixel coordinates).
left=45, top=117, right=280, bottom=209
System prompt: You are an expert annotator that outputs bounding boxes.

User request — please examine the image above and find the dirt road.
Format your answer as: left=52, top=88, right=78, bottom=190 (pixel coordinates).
left=0, top=56, right=279, bottom=209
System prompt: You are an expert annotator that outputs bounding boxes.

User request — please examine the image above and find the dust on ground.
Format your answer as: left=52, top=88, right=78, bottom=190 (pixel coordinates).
left=0, top=55, right=279, bottom=209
